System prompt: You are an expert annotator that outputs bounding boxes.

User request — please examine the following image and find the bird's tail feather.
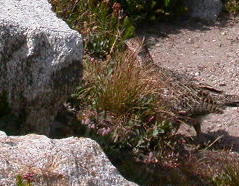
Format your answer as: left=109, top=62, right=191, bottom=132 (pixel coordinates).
left=221, top=94, right=239, bottom=107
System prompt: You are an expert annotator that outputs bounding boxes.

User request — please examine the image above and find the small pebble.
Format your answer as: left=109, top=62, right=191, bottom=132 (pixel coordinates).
left=217, top=124, right=222, bottom=127
left=195, top=72, right=200, bottom=76
left=187, top=38, right=194, bottom=44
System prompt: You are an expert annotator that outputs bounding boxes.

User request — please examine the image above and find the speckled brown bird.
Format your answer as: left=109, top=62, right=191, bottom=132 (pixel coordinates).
left=125, top=36, right=239, bottom=142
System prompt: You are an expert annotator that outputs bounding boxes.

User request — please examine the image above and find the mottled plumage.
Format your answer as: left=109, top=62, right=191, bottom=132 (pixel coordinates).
left=125, top=36, right=239, bottom=142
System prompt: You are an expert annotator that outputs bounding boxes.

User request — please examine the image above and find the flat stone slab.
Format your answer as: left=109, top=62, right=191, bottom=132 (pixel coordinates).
left=0, top=131, right=138, bottom=186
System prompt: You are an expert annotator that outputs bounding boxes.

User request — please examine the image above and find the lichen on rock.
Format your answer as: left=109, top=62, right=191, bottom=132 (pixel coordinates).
left=0, top=131, right=138, bottom=186
left=0, top=0, right=83, bottom=135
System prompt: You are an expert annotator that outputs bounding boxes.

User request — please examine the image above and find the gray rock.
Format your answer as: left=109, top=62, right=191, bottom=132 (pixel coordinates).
left=0, top=131, right=138, bottom=186
left=0, top=0, right=83, bottom=135
left=185, top=0, right=223, bottom=22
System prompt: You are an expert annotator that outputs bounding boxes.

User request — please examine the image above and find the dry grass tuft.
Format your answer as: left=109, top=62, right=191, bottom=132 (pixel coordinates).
left=82, top=50, right=167, bottom=118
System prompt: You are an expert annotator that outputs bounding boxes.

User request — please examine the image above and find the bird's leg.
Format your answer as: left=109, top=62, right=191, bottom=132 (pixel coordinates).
left=192, top=121, right=204, bottom=144
left=184, top=116, right=204, bottom=144
left=178, top=115, right=205, bottom=144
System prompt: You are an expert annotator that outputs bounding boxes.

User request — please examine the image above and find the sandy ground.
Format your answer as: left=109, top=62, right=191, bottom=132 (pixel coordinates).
left=142, top=16, right=239, bottom=151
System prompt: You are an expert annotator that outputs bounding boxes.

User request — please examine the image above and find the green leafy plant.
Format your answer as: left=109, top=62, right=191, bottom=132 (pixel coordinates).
left=71, top=50, right=179, bottom=160
left=212, top=164, right=239, bottom=186
left=50, top=0, right=188, bottom=58
left=224, top=0, right=239, bottom=14
left=16, top=174, right=34, bottom=186
left=50, top=0, right=135, bottom=58
left=116, top=0, right=188, bottom=23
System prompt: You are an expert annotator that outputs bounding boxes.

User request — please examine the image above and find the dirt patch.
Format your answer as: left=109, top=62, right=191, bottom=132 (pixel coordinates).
left=141, top=16, right=239, bottom=151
